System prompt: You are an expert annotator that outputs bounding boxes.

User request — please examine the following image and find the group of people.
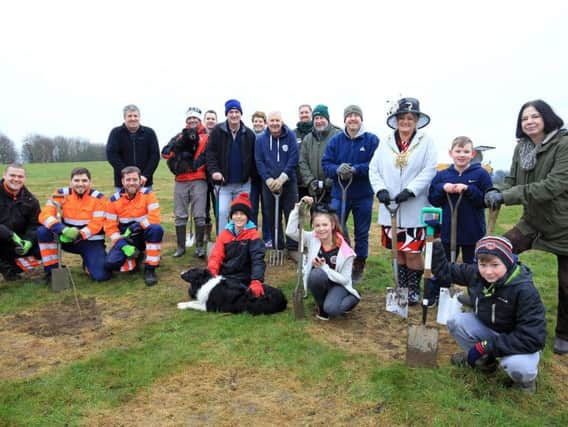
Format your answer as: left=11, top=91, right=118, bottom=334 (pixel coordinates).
left=1, top=164, right=163, bottom=286
left=1, top=97, right=567, bottom=394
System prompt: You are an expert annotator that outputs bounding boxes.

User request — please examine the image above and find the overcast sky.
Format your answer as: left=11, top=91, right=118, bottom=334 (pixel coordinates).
left=1, top=0, right=566, bottom=171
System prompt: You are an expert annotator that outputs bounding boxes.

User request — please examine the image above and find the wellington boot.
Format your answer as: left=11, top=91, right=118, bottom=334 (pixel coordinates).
left=173, top=225, right=186, bottom=257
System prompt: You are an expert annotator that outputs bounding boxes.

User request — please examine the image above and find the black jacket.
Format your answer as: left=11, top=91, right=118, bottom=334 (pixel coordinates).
left=0, top=180, right=40, bottom=243
left=432, top=241, right=546, bottom=357
left=106, top=124, right=160, bottom=187
left=205, top=121, right=257, bottom=183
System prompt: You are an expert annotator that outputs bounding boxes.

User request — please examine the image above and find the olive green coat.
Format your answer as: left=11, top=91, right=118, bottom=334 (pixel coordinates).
left=298, top=124, right=341, bottom=187
left=498, top=129, right=568, bottom=255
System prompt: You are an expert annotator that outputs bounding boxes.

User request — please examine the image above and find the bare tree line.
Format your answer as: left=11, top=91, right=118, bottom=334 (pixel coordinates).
left=0, top=132, right=106, bottom=163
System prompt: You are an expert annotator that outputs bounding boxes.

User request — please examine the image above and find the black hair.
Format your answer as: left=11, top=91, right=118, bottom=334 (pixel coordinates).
left=515, top=99, right=564, bottom=139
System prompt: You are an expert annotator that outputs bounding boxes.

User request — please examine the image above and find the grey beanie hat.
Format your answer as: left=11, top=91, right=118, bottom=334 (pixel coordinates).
left=344, top=104, right=363, bottom=121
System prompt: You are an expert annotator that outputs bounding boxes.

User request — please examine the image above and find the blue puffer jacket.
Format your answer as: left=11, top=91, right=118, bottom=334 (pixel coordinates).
left=432, top=241, right=546, bottom=357
left=321, top=127, right=379, bottom=200
left=255, top=124, right=299, bottom=182
left=428, top=163, right=493, bottom=245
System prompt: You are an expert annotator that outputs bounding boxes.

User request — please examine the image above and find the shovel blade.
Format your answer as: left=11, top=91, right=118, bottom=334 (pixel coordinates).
left=436, top=287, right=462, bottom=325
left=50, top=267, right=71, bottom=292
left=185, top=233, right=195, bottom=248
left=406, top=324, right=439, bottom=368
left=386, top=287, right=408, bottom=318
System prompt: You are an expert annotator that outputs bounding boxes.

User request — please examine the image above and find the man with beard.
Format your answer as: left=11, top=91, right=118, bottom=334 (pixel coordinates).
left=104, top=166, right=163, bottom=286
left=38, top=167, right=110, bottom=283
left=299, top=105, right=341, bottom=205
left=0, top=163, right=41, bottom=281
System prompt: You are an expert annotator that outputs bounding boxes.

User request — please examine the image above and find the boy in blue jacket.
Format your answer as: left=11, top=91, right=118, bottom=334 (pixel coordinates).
left=427, top=136, right=492, bottom=301
left=433, top=236, right=546, bottom=393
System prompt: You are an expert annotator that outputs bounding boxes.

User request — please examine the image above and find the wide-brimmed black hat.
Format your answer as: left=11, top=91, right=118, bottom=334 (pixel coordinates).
left=386, top=97, right=430, bottom=129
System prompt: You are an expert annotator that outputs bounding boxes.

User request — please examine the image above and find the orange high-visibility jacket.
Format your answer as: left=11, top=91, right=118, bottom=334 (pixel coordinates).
left=105, top=188, right=161, bottom=246
left=39, top=187, right=106, bottom=240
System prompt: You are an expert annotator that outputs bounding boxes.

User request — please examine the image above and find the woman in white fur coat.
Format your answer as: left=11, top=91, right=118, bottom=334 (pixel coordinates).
left=369, top=97, right=438, bottom=305
left=286, top=196, right=360, bottom=320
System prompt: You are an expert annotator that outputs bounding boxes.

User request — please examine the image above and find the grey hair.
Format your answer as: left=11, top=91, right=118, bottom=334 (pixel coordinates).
left=123, top=104, right=140, bottom=117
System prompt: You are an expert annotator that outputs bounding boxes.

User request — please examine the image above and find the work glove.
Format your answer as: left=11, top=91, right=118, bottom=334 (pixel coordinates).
left=60, top=227, right=80, bottom=243
left=308, top=179, right=320, bottom=196
left=121, top=244, right=138, bottom=258
left=12, top=234, right=33, bottom=256
left=376, top=189, right=391, bottom=205
left=484, top=190, right=504, bottom=210
left=394, top=189, right=414, bottom=204
left=336, top=163, right=354, bottom=180
left=324, top=178, right=333, bottom=191
left=248, top=279, right=265, bottom=298
left=467, top=340, right=488, bottom=368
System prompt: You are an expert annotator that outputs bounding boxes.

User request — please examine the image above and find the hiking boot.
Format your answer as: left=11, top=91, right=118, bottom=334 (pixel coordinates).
left=315, top=306, right=329, bottom=321
left=508, top=378, right=537, bottom=394
left=553, top=337, right=568, bottom=354
left=451, top=352, right=497, bottom=374
left=144, top=268, right=158, bottom=287
left=173, top=225, right=186, bottom=257
left=451, top=352, right=468, bottom=367
left=352, top=256, right=366, bottom=284
left=32, top=272, right=50, bottom=285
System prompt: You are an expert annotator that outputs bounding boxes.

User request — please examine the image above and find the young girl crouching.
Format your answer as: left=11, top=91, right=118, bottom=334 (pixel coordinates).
left=286, top=196, right=360, bottom=320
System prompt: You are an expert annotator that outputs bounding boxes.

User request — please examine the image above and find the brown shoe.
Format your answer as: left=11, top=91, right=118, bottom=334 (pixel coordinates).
left=352, top=256, right=366, bottom=284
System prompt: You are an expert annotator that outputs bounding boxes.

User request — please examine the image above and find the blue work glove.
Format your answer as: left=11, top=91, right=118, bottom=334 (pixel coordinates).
left=376, top=189, right=391, bottom=205
left=484, top=190, right=504, bottom=209
left=394, top=189, right=414, bottom=204
left=467, top=341, right=488, bottom=368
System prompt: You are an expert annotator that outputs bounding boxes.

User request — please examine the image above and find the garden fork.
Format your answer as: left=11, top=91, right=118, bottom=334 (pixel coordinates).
left=268, top=191, right=284, bottom=266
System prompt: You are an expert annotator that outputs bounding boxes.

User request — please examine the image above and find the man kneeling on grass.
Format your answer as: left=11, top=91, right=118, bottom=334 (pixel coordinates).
left=104, top=166, right=163, bottom=286
left=432, top=236, right=546, bottom=394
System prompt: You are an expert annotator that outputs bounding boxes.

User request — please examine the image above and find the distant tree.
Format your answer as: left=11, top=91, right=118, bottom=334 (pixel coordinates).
left=0, top=133, right=17, bottom=163
left=492, top=169, right=507, bottom=184
left=21, top=133, right=106, bottom=163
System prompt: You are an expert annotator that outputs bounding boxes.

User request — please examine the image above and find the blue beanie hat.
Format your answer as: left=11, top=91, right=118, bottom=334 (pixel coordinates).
left=225, top=99, right=243, bottom=116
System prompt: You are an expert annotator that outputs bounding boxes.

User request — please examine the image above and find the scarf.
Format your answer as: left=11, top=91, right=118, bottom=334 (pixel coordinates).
left=518, top=129, right=559, bottom=171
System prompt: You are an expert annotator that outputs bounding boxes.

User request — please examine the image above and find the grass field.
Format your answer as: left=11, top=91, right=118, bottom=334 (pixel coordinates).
left=0, top=161, right=566, bottom=426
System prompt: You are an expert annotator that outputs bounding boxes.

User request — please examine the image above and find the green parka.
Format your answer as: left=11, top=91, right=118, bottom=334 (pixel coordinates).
left=497, top=129, right=568, bottom=255
left=298, top=124, right=341, bottom=187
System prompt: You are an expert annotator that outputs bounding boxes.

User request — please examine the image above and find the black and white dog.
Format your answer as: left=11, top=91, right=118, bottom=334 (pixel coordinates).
left=177, top=267, right=287, bottom=315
